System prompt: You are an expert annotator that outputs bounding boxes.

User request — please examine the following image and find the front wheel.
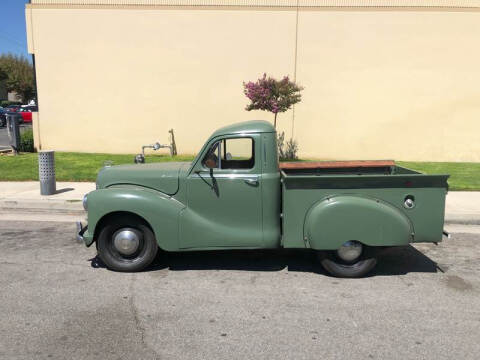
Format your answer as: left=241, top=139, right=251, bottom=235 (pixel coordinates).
left=97, top=216, right=158, bottom=272
left=318, top=241, right=377, bottom=278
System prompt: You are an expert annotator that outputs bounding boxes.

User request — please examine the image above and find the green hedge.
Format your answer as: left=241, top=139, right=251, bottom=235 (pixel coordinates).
left=0, top=100, right=22, bottom=108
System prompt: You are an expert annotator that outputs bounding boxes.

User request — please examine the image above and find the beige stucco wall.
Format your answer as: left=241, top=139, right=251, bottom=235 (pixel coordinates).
left=26, top=1, right=480, bottom=161
left=295, top=10, right=480, bottom=161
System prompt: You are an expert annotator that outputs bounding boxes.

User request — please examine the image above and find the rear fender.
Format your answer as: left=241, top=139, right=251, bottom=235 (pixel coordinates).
left=86, top=187, right=185, bottom=251
left=304, top=195, right=413, bottom=250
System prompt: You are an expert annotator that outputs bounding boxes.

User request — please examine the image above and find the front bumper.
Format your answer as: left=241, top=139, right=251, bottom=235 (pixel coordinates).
left=76, top=221, right=89, bottom=245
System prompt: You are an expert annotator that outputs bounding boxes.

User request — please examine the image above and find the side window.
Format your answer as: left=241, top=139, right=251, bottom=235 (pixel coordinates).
left=202, top=137, right=254, bottom=170
left=221, top=138, right=254, bottom=169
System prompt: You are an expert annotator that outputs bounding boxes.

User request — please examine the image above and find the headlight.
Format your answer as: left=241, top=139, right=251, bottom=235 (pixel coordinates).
left=83, top=194, right=88, bottom=211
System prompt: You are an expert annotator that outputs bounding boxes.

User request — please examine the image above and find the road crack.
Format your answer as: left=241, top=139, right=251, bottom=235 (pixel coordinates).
left=129, top=274, right=161, bottom=359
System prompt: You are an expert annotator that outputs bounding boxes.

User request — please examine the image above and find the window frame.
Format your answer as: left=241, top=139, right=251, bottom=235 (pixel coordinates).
left=220, top=137, right=254, bottom=169
left=197, top=135, right=258, bottom=173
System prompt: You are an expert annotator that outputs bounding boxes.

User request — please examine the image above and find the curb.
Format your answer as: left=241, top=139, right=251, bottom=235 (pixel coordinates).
left=444, top=217, right=480, bottom=226
left=0, top=199, right=85, bottom=217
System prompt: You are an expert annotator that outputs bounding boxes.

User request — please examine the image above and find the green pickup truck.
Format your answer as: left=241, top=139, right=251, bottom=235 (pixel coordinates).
left=77, top=120, right=449, bottom=277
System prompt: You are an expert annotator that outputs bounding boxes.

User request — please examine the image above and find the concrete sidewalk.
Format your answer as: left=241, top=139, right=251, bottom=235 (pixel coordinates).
left=445, top=192, right=480, bottom=225
left=1, top=181, right=480, bottom=226
left=0, top=182, right=95, bottom=222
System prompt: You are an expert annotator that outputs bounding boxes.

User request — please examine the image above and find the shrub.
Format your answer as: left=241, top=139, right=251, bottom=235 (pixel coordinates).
left=284, top=138, right=299, bottom=161
left=1, top=100, right=21, bottom=108
left=19, top=129, right=34, bottom=152
left=277, top=131, right=298, bottom=161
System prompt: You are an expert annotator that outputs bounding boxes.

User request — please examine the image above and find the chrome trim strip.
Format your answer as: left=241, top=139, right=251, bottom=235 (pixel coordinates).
left=191, top=173, right=259, bottom=179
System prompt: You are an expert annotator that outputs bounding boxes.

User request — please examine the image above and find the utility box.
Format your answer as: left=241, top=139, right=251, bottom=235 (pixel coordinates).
left=39, top=151, right=56, bottom=195
left=6, top=114, right=21, bottom=153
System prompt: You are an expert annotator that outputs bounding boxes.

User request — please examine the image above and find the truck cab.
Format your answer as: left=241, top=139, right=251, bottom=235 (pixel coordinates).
left=178, top=121, right=280, bottom=249
left=78, top=120, right=448, bottom=278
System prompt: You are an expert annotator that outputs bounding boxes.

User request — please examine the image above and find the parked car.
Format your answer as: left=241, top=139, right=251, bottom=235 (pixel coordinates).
left=0, top=108, right=6, bottom=127
left=18, top=107, right=35, bottom=123
left=5, top=105, right=21, bottom=112
left=77, top=120, right=449, bottom=277
left=0, top=109, right=23, bottom=126
left=24, top=105, right=37, bottom=112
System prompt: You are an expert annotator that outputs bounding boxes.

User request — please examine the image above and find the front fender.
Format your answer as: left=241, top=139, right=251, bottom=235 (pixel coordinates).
left=85, top=187, right=185, bottom=251
left=304, top=195, right=413, bottom=250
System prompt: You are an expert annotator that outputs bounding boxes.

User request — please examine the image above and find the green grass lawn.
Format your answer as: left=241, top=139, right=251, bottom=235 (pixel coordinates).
left=0, top=152, right=195, bottom=182
left=0, top=152, right=478, bottom=190
left=398, top=161, right=480, bottom=191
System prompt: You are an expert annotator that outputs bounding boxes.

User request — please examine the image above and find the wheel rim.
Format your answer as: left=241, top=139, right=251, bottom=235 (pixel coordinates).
left=111, top=228, right=142, bottom=257
left=336, top=241, right=363, bottom=262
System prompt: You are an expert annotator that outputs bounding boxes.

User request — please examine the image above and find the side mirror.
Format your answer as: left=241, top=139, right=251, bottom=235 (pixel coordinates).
left=204, top=157, right=217, bottom=169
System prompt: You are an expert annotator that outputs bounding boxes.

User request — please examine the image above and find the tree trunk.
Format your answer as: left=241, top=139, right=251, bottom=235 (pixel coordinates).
left=274, top=112, right=278, bottom=129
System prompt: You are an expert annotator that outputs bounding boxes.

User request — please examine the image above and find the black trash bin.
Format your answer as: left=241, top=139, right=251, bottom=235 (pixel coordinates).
left=6, top=113, right=21, bottom=154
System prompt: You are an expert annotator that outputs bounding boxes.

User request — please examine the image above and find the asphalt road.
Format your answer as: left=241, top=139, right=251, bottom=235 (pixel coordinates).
left=0, top=124, right=31, bottom=150
left=0, top=220, right=479, bottom=360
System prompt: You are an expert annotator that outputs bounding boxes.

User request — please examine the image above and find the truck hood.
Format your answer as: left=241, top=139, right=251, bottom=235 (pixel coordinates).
left=96, top=162, right=190, bottom=195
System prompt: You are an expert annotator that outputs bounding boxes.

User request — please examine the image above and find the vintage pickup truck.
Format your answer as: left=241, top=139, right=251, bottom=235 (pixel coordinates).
left=77, top=121, right=449, bottom=277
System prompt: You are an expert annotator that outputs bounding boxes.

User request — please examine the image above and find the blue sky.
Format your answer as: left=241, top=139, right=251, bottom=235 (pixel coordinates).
left=0, top=0, right=30, bottom=58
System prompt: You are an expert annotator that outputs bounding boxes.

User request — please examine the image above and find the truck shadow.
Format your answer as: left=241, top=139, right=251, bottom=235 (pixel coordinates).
left=90, top=245, right=439, bottom=276
left=372, top=246, right=441, bottom=276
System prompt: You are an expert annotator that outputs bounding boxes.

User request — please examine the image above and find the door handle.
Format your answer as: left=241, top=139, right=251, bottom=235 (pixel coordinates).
left=244, top=178, right=258, bottom=186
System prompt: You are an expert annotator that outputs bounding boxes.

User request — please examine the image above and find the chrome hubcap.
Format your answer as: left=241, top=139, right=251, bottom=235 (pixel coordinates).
left=336, top=241, right=363, bottom=262
left=113, top=228, right=141, bottom=256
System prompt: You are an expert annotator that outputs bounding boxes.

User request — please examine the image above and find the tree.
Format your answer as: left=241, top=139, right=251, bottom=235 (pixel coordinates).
left=243, top=73, right=303, bottom=128
left=0, top=53, right=35, bottom=102
left=0, top=67, right=7, bottom=81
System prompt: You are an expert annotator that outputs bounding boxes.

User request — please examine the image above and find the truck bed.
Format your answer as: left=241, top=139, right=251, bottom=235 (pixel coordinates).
left=279, top=160, right=423, bottom=176
left=280, top=160, right=396, bottom=175
left=280, top=160, right=449, bottom=249
left=280, top=160, right=447, bottom=188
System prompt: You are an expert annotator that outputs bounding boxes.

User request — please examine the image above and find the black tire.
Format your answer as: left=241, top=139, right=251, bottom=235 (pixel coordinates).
left=318, top=246, right=377, bottom=278
left=97, top=215, right=158, bottom=272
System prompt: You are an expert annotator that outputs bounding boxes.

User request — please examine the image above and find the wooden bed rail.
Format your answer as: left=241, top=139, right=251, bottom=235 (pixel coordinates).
left=279, top=160, right=395, bottom=170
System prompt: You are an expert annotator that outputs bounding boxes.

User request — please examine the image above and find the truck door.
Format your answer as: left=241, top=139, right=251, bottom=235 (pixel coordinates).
left=179, top=135, right=263, bottom=248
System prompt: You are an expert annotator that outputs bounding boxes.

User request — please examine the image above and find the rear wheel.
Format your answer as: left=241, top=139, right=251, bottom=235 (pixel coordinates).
left=318, top=241, right=377, bottom=278
left=97, top=215, right=158, bottom=272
